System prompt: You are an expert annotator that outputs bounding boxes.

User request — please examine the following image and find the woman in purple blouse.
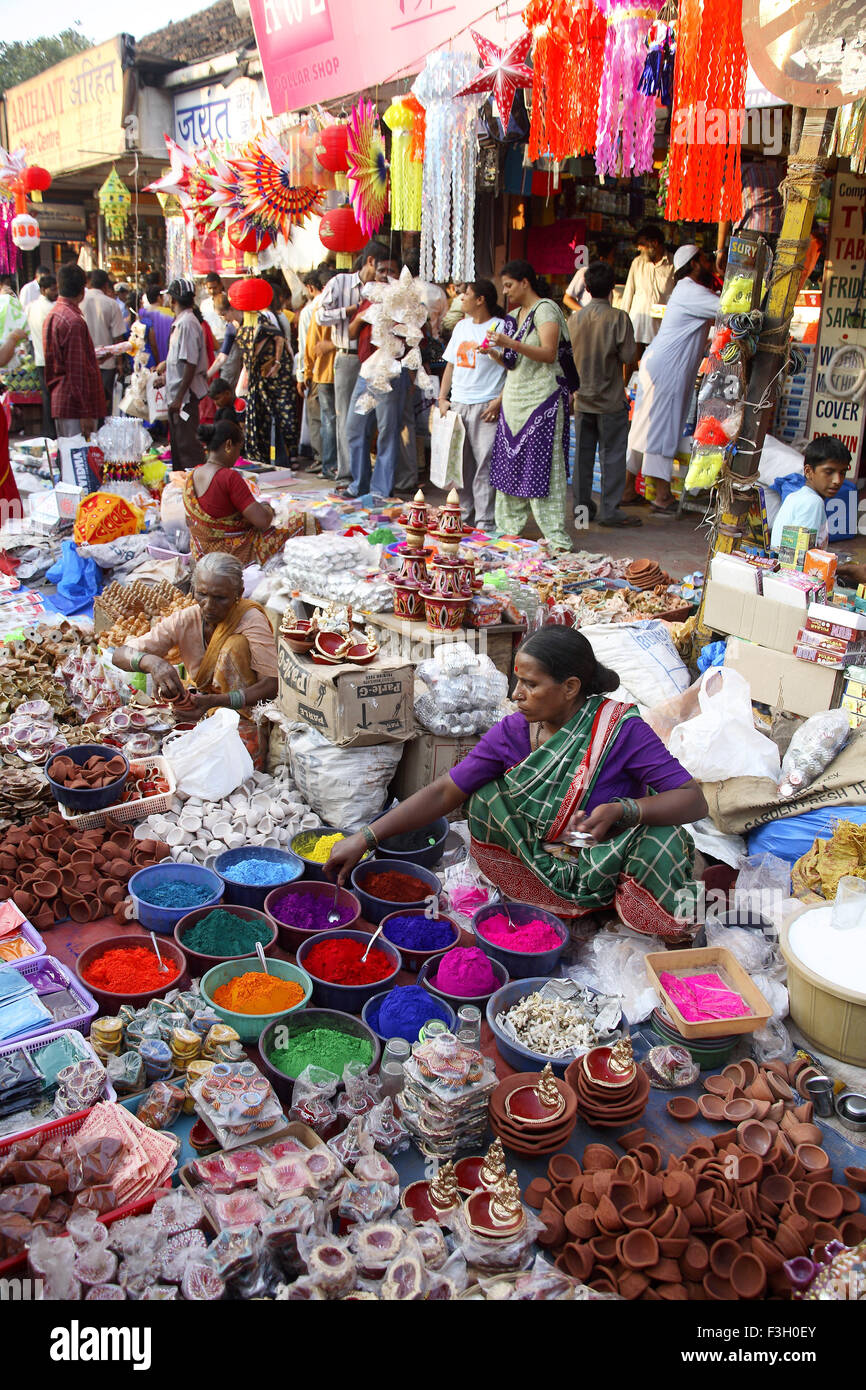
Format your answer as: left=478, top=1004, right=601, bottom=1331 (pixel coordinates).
left=327, top=627, right=706, bottom=940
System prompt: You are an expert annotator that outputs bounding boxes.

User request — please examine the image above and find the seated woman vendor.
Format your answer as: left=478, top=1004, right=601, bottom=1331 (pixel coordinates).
left=112, top=551, right=278, bottom=768
left=183, top=419, right=297, bottom=565
left=326, top=627, right=707, bottom=939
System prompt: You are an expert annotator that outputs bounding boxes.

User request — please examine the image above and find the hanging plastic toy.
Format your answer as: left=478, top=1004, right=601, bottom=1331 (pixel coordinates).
left=524, top=0, right=606, bottom=162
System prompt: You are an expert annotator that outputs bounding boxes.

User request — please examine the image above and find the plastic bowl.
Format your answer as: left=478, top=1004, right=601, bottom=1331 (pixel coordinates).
left=485, top=976, right=621, bottom=1077
left=296, top=927, right=401, bottom=1014
left=174, top=904, right=277, bottom=977
left=128, top=862, right=223, bottom=935
left=200, top=955, right=312, bottom=1043
left=74, top=932, right=189, bottom=1013
left=472, top=901, right=568, bottom=980
left=418, top=952, right=509, bottom=1011
left=379, top=909, right=461, bottom=974
left=350, top=858, right=442, bottom=926
left=376, top=817, right=450, bottom=870
left=258, top=1007, right=381, bottom=1104
left=213, top=846, right=304, bottom=910
left=264, top=880, right=362, bottom=954
left=46, top=744, right=129, bottom=812
left=289, top=825, right=352, bottom=882
left=362, top=987, right=456, bottom=1045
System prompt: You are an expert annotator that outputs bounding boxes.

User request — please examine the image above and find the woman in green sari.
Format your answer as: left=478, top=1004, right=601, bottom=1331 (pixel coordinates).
left=326, top=627, right=706, bottom=940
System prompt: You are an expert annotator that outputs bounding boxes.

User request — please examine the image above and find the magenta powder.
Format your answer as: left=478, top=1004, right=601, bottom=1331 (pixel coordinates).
left=433, top=946, right=499, bottom=997
left=477, top=911, right=561, bottom=953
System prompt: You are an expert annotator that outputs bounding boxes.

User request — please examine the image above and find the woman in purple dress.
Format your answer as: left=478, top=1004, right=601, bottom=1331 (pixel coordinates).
left=326, top=627, right=707, bottom=939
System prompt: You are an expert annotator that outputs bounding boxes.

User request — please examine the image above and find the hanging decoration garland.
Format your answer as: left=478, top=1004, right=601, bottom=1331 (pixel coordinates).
left=0, top=197, right=18, bottom=276
left=383, top=98, right=423, bottom=232
left=345, top=100, right=389, bottom=238
left=98, top=167, right=132, bottom=240
left=230, top=131, right=324, bottom=241
left=524, top=0, right=606, bottom=161
left=144, top=137, right=195, bottom=215
left=830, top=99, right=866, bottom=176
left=595, top=0, right=658, bottom=178
left=413, top=50, right=483, bottom=284
left=454, top=28, right=534, bottom=130
left=664, top=0, right=747, bottom=222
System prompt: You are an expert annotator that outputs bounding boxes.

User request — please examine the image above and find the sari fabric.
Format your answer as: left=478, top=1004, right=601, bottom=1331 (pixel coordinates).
left=182, top=471, right=304, bottom=565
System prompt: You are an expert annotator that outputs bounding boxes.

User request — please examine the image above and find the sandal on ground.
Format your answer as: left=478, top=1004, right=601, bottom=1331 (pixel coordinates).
left=649, top=500, right=678, bottom=515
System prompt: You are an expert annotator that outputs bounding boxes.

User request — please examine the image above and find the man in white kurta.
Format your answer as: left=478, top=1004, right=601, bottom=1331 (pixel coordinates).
left=624, top=246, right=719, bottom=513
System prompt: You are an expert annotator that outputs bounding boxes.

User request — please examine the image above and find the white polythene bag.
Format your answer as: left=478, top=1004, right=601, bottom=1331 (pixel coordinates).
left=162, top=708, right=254, bottom=799
left=669, top=668, right=781, bottom=782
left=579, top=620, right=690, bottom=710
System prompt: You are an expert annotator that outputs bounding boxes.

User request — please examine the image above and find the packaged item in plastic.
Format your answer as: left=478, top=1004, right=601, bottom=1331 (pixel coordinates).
left=567, top=929, right=658, bottom=1025
left=65, top=1134, right=124, bottom=1192
left=778, top=710, right=850, bottom=799
left=644, top=1044, right=700, bottom=1090
left=137, top=1081, right=185, bottom=1131
left=298, top=1232, right=357, bottom=1297
left=365, top=1096, right=409, bottom=1155
left=669, top=668, right=781, bottom=782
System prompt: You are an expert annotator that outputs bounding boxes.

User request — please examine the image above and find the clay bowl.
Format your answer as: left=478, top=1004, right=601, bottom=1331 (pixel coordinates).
left=635, top=1144, right=661, bottom=1173
left=620, top=1204, right=655, bottom=1230
left=523, top=1178, right=551, bottom=1210
left=730, top=1252, right=766, bottom=1299
left=839, top=1185, right=860, bottom=1214
left=747, top=1073, right=774, bottom=1102
left=617, top=1229, right=658, bottom=1270
left=775, top=1222, right=807, bottom=1259
left=704, top=1075, right=735, bottom=1098
left=805, top=1183, right=844, bottom=1221
left=737, top=1120, right=773, bottom=1156
left=723, top=1097, right=756, bottom=1123
left=795, top=1143, right=830, bottom=1174
left=843, top=1166, right=866, bottom=1192
left=841, top=1215, right=866, bottom=1245
left=698, top=1094, right=727, bottom=1123
left=564, top=1206, right=596, bottom=1240
left=636, top=1172, right=664, bottom=1210
left=666, top=1096, right=699, bottom=1122
left=549, top=1183, right=575, bottom=1214
left=649, top=1205, right=678, bottom=1238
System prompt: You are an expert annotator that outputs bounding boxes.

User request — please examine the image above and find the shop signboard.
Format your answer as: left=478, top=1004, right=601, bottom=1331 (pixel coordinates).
left=807, top=172, right=866, bottom=472
left=249, top=0, right=494, bottom=113
left=173, top=78, right=268, bottom=151
left=5, top=38, right=125, bottom=176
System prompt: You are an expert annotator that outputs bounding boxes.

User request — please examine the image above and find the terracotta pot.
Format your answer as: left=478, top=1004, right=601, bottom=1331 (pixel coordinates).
left=716, top=1211, right=748, bottom=1240
left=787, top=1122, right=824, bottom=1147
left=590, top=1170, right=615, bottom=1198
left=841, top=1215, right=866, bottom=1245
left=750, top=1236, right=785, bottom=1273
left=681, top=1239, right=709, bottom=1280
left=811, top=1222, right=840, bottom=1245
left=683, top=1200, right=707, bottom=1229
left=775, top=1222, right=807, bottom=1259
left=617, top=1228, right=658, bottom=1270
left=792, top=1101, right=814, bottom=1124
left=582, top=1144, right=617, bottom=1172
left=524, top=1178, right=551, bottom=1210
left=703, top=1272, right=733, bottom=1300
left=67, top=898, right=92, bottom=924
left=658, top=1235, right=689, bottom=1260
left=634, top=1144, right=661, bottom=1173
left=616, top=1269, right=649, bottom=1300
left=587, top=1275, right=618, bottom=1294
left=795, top=1067, right=821, bottom=1099
left=698, top=1094, right=727, bottom=1122
left=730, top=1252, right=766, bottom=1299
left=747, top=1073, right=774, bottom=1103
left=560, top=1242, right=593, bottom=1282
left=686, top=1138, right=715, bottom=1160
left=804, top=1183, right=844, bottom=1221
left=32, top=909, right=54, bottom=930
left=537, top=1201, right=566, bottom=1248
left=620, top=1203, right=655, bottom=1230
left=839, top=1185, right=861, bottom=1214
left=667, top=1208, right=690, bottom=1240
left=722, top=1062, right=747, bottom=1088
left=760, top=1174, right=794, bottom=1206
left=595, top=1195, right=624, bottom=1234
left=606, top=1181, right=636, bottom=1213
left=649, top=1204, right=677, bottom=1238
left=569, top=1176, right=585, bottom=1203
left=616, top=1127, right=647, bottom=1151
left=550, top=1183, right=575, bottom=1214
left=636, top=1172, right=664, bottom=1211
left=564, top=1206, right=596, bottom=1240
left=795, top=1143, right=830, bottom=1174
left=723, top=1098, right=757, bottom=1123
left=732, top=1153, right=763, bottom=1186
left=704, top=1075, right=734, bottom=1098
left=737, top=1120, right=772, bottom=1156
left=666, top=1096, right=699, bottom=1122
left=615, top=1154, right=641, bottom=1183
left=767, top=1072, right=794, bottom=1102
left=766, top=1101, right=785, bottom=1123
left=588, top=1235, right=618, bottom=1266
left=32, top=879, right=58, bottom=900
left=645, top=1255, right=681, bottom=1284
left=548, top=1154, right=581, bottom=1185
left=663, top=1172, right=696, bottom=1208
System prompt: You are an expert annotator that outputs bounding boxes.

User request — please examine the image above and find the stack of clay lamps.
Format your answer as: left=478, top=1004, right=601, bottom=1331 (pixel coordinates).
left=489, top=1064, right=578, bottom=1155
left=529, top=1128, right=866, bottom=1300
left=625, top=559, right=672, bottom=591
left=695, top=1057, right=834, bottom=1155
left=0, top=810, right=170, bottom=931
left=564, top=1036, right=651, bottom=1129
left=0, top=641, right=77, bottom=719
left=0, top=767, right=54, bottom=831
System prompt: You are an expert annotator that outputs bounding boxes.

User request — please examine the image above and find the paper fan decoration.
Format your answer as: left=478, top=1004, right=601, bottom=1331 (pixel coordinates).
left=230, top=131, right=324, bottom=240
left=345, top=99, right=389, bottom=238
left=455, top=28, right=534, bottom=129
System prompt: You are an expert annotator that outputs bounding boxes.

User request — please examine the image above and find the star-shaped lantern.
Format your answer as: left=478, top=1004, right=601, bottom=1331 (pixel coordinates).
left=144, top=136, right=195, bottom=213
left=455, top=28, right=534, bottom=128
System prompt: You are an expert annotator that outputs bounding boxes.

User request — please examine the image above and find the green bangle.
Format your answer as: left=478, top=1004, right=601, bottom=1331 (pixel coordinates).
left=129, top=652, right=141, bottom=672
left=360, top=825, right=379, bottom=853
left=614, top=797, right=641, bottom=830
left=230, top=689, right=244, bottom=710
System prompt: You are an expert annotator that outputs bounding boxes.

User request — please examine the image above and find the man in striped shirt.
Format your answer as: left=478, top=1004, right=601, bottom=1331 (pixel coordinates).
left=316, top=240, right=387, bottom=482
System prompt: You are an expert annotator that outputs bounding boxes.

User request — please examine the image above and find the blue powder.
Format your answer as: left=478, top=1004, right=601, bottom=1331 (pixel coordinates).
left=139, top=880, right=215, bottom=908
left=382, top=914, right=456, bottom=951
left=369, top=985, right=450, bottom=1043
left=222, top=857, right=299, bottom=886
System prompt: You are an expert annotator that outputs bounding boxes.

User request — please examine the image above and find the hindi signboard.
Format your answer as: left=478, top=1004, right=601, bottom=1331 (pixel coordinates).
left=5, top=37, right=125, bottom=176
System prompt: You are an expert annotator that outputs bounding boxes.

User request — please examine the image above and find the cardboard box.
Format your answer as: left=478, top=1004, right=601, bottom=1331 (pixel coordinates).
left=702, top=580, right=804, bottom=655
left=392, top=729, right=480, bottom=800
left=806, top=603, right=866, bottom=642
left=277, top=638, right=414, bottom=748
left=778, top=525, right=816, bottom=571
left=724, top=637, right=843, bottom=716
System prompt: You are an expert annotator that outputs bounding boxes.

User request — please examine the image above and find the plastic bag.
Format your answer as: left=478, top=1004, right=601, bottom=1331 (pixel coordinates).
left=286, top=724, right=402, bottom=829
left=748, top=805, right=866, bottom=864
left=163, top=708, right=255, bottom=800
left=669, top=668, right=781, bottom=782
left=734, top=852, right=791, bottom=911
left=643, top=678, right=702, bottom=747
left=43, top=540, right=104, bottom=617
left=778, top=710, right=850, bottom=799
left=566, top=928, right=659, bottom=1023
left=430, top=408, right=465, bottom=490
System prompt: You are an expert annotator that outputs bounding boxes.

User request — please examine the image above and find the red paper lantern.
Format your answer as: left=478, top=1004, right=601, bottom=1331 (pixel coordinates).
left=19, top=166, right=51, bottom=194
left=319, top=205, right=366, bottom=256
left=227, top=222, right=273, bottom=254
left=315, top=123, right=350, bottom=173
left=228, top=276, right=273, bottom=324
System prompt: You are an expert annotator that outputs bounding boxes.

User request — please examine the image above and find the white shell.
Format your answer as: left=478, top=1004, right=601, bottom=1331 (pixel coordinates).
left=224, top=831, right=245, bottom=849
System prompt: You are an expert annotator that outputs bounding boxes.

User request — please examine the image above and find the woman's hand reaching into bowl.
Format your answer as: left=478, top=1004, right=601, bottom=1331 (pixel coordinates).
left=324, top=832, right=368, bottom=886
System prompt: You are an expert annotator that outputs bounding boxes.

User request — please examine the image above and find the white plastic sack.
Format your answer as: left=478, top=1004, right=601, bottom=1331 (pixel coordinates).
left=429, top=408, right=465, bottom=490
left=286, top=725, right=403, bottom=829
left=566, top=927, right=659, bottom=1023
left=579, top=621, right=690, bottom=709
left=669, top=668, right=781, bottom=782
left=162, top=709, right=254, bottom=800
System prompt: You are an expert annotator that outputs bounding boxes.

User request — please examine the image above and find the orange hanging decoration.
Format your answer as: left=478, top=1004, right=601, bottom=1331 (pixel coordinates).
left=525, top=0, right=606, bottom=162
left=401, top=93, right=427, bottom=162
left=665, top=0, right=747, bottom=223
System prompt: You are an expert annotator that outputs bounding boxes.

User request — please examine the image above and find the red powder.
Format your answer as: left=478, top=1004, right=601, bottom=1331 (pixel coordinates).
left=83, top=945, right=180, bottom=994
left=361, top=870, right=429, bottom=903
left=304, top=937, right=395, bottom=986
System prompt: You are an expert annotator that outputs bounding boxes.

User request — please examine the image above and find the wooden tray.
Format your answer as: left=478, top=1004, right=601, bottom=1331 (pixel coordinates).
left=644, top=945, right=772, bottom=1039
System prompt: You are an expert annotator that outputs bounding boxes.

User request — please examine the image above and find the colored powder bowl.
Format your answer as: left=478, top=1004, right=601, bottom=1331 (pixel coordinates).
left=359, top=871, right=431, bottom=903
left=291, top=831, right=346, bottom=865
left=366, top=985, right=450, bottom=1043
left=382, top=915, right=455, bottom=952
left=83, top=945, right=181, bottom=994
left=136, top=880, right=215, bottom=909
left=180, top=909, right=272, bottom=958
left=477, top=911, right=562, bottom=953
left=303, top=938, right=395, bottom=987
left=212, top=971, right=306, bottom=1016
left=268, top=891, right=354, bottom=933
left=220, top=857, right=305, bottom=887
left=268, top=1026, right=373, bottom=1078
left=434, top=946, right=499, bottom=998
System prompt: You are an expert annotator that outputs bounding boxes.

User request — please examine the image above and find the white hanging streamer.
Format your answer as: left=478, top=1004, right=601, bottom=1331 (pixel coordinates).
left=413, top=50, right=482, bottom=284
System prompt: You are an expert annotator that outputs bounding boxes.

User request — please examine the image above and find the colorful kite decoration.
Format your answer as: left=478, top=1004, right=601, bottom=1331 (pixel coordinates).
left=455, top=28, right=534, bottom=129
left=229, top=131, right=324, bottom=241
left=144, top=136, right=195, bottom=213
left=345, top=100, right=389, bottom=238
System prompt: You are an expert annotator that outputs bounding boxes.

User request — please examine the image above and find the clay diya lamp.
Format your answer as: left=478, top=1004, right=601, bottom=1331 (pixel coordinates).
left=616, top=1127, right=648, bottom=1151
left=721, top=1062, right=747, bottom=1089
left=636, top=1172, right=664, bottom=1211
left=588, top=1234, right=618, bottom=1266
left=582, top=1036, right=638, bottom=1090
left=617, top=1228, right=658, bottom=1271
left=659, top=1235, right=689, bottom=1260
left=504, top=1063, right=569, bottom=1128
left=795, top=1066, right=821, bottom=1099
left=549, top=1183, right=575, bottom=1214
left=708, top=1238, right=740, bottom=1279
left=548, top=1153, right=581, bottom=1185
left=805, top=1183, right=844, bottom=1222
left=582, top=1144, right=617, bottom=1172
left=760, top=1174, right=794, bottom=1207
left=402, top=1161, right=462, bottom=1226
left=615, top=1154, right=641, bottom=1183
left=698, top=1094, right=726, bottom=1123
left=564, top=1205, right=596, bottom=1240
left=464, top=1169, right=526, bottom=1240
left=649, top=1204, right=678, bottom=1238
left=634, top=1143, right=661, bottom=1173
left=663, top=1172, right=697, bottom=1208
left=843, top=1166, right=866, bottom=1193
left=616, top=1269, right=649, bottom=1300
left=732, top=1152, right=763, bottom=1186
left=730, top=1252, right=766, bottom=1299
left=666, top=1096, right=699, bottom=1122
left=746, top=1072, right=774, bottom=1103
left=723, top=1097, right=756, bottom=1123
left=595, top=1194, right=625, bottom=1234
left=620, top=1203, right=655, bottom=1230
left=775, top=1222, right=807, bottom=1259
left=795, top=1143, right=830, bottom=1175
left=681, top=1239, right=709, bottom=1281
left=558, top=1242, right=593, bottom=1283
left=537, top=1200, right=565, bottom=1247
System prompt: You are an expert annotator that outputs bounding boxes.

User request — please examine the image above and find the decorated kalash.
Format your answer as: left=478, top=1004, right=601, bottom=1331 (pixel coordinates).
left=390, top=489, right=482, bottom=629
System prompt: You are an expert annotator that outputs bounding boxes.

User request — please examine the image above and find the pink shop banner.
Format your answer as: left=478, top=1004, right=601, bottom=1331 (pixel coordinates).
left=249, top=0, right=495, bottom=113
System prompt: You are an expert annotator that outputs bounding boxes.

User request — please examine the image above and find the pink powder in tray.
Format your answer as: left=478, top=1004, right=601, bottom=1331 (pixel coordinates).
left=659, top=970, right=751, bottom=1023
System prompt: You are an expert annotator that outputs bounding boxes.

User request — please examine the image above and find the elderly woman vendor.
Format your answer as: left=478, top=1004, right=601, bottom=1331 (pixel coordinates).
left=112, top=552, right=278, bottom=767
left=326, top=627, right=707, bottom=939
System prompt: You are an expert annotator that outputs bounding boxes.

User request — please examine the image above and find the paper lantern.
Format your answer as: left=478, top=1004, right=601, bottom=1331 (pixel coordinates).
left=19, top=166, right=51, bottom=196
left=315, top=123, right=350, bottom=173
left=319, top=205, right=367, bottom=268
left=228, top=276, right=273, bottom=326
left=227, top=222, right=273, bottom=254
left=11, top=213, right=39, bottom=250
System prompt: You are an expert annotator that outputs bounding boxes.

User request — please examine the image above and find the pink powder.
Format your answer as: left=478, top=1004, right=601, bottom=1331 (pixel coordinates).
left=659, top=971, right=750, bottom=1023
left=477, top=911, right=562, bottom=953
left=433, top=946, right=499, bottom=997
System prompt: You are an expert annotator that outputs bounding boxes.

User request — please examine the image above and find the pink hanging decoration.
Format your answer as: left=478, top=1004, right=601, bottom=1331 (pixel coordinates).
left=0, top=200, right=18, bottom=276
left=594, top=1, right=657, bottom=178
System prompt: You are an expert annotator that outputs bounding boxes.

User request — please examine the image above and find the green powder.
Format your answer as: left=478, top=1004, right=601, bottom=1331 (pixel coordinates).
left=269, top=1026, right=373, bottom=1078
left=182, top=909, right=271, bottom=957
